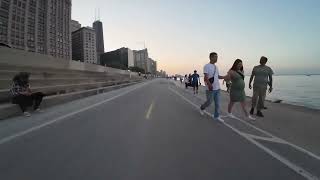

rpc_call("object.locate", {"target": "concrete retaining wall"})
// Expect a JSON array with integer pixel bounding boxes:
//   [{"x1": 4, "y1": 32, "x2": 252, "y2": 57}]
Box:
[{"x1": 0, "y1": 47, "x2": 137, "y2": 76}]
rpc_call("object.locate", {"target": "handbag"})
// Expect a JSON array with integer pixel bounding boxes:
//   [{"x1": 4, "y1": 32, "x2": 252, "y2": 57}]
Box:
[{"x1": 208, "y1": 65, "x2": 216, "y2": 84}]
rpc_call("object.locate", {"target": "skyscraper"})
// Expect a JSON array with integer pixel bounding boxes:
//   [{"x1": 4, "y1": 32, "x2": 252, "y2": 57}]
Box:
[
  {"x1": 133, "y1": 48, "x2": 148, "y2": 73},
  {"x1": 0, "y1": 0, "x2": 72, "y2": 59},
  {"x1": 71, "y1": 20, "x2": 81, "y2": 33},
  {"x1": 93, "y1": 20, "x2": 104, "y2": 64},
  {"x1": 100, "y1": 47, "x2": 133, "y2": 69},
  {"x1": 72, "y1": 27, "x2": 97, "y2": 64}
]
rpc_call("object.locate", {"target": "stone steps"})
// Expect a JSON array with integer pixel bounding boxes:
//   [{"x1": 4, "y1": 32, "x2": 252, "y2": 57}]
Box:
[{"x1": 0, "y1": 81, "x2": 141, "y2": 120}]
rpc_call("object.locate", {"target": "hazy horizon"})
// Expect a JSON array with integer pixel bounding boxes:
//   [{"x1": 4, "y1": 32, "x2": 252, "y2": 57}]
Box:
[{"x1": 72, "y1": 0, "x2": 320, "y2": 75}]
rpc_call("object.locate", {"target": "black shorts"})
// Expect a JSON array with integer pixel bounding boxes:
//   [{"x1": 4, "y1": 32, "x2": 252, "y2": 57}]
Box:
[{"x1": 192, "y1": 82, "x2": 199, "y2": 88}]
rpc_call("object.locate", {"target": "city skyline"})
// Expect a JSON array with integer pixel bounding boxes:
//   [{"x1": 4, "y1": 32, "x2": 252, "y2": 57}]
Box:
[{"x1": 72, "y1": 0, "x2": 320, "y2": 75}]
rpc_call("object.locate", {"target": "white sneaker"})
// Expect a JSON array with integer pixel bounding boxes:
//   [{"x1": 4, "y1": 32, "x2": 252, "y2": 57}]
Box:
[
  {"x1": 23, "y1": 112, "x2": 31, "y2": 117},
  {"x1": 227, "y1": 113, "x2": 236, "y2": 119},
  {"x1": 214, "y1": 117, "x2": 225, "y2": 123},
  {"x1": 35, "y1": 108, "x2": 44, "y2": 113},
  {"x1": 200, "y1": 109, "x2": 204, "y2": 116},
  {"x1": 248, "y1": 115, "x2": 256, "y2": 120}
]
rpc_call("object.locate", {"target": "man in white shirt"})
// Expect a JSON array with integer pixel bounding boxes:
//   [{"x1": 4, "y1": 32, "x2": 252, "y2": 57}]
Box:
[{"x1": 200, "y1": 52, "x2": 226, "y2": 122}]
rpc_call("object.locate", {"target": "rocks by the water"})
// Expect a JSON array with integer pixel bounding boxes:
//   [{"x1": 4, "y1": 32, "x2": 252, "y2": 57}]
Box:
[{"x1": 273, "y1": 99, "x2": 283, "y2": 103}]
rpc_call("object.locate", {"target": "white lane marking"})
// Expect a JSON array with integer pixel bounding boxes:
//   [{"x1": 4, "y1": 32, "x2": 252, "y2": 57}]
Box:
[
  {"x1": 146, "y1": 101, "x2": 155, "y2": 119},
  {"x1": 174, "y1": 84, "x2": 320, "y2": 161},
  {"x1": 241, "y1": 133, "x2": 286, "y2": 144},
  {"x1": 168, "y1": 87, "x2": 319, "y2": 180},
  {"x1": 0, "y1": 82, "x2": 149, "y2": 146}
]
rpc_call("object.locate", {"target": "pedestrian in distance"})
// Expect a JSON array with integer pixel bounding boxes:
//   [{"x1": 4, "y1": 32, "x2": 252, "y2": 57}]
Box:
[
  {"x1": 225, "y1": 59, "x2": 255, "y2": 120},
  {"x1": 200, "y1": 52, "x2": 227, "y2": 122},
  {"x1": 184, "y1": 74, "x2": 189, "y2": 89},
  {"x1": 249, "y1": 56, "x2": 274, "y2": 117},
  {"x1": 10, "y1": 72, "x2": 45, "y2": 117},
  {"x1": 188, "y1": 74, "x2": 192, "y2": 86},
  {"x1": 191, "y1": 70, "x2": 201, "y2": 94}
]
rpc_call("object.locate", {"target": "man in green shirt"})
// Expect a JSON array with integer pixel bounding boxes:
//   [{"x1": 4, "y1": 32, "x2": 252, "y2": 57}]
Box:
[{"x1": 249, "y1": 56, "x2": 274, "y2": 117}]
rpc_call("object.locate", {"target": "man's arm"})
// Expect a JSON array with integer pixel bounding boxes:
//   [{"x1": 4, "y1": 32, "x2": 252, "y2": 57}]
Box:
[
  {"x1": 268, "y1": 67, "x2": 274, "y2": 93},
  {"x1": 204, "y1": 73, "x2": 212, "y2": 90},
  {"x1": 218, "y1": 75, "x2": 226, "y2": 79},
  {"x1": 249, "y1": 75, "x2": 254, "y2": 89},
  {"x1": 268, "y1": 74, "x2": 273, "y2": 93},
  {"x1": 249, "y1": 68, "x2": 255, "y2": 89},
  {"x1": 268, "y1": 75, "x2": 273, "y2": 88}
]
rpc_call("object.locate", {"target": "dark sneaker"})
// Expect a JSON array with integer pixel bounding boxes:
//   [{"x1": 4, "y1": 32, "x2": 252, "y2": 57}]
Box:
[
  {"x1": 257, "y1": 111, "x2": 264, "y2": 117},
  {"x1": 250, "y1": 108, "x2": 254, "y2": 115},
  {"x1": 263, "y1": 107, "x2": 268, "y2": 109}
]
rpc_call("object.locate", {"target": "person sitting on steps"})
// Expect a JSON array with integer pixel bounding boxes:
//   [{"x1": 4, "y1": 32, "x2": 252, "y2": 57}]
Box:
[{"x1": 10, "y1": 72, "x2": 45, "y2": 117}]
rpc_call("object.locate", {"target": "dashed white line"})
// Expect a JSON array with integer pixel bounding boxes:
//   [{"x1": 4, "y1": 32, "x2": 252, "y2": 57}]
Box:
[{"x1": 146, "y1": 101, "x2": 155, "y2": 119}]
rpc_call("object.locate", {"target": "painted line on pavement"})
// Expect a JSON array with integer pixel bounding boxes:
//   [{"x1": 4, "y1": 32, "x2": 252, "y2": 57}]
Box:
[
  {"x1": 0, "y1": 82, "x2": 150, "y2": 146},
  {"x1": 241, "y1": 133, "x2": 286, "y2": 144},
  {"x1": 146, "y1": 100, "x2": 155, "y2": 120},
  {"x1": 174, "y1": 83, "x2": 320, "y2": 161},
  {"x1": 168, "y1": 87, "x2": 319, "y2": 180}
]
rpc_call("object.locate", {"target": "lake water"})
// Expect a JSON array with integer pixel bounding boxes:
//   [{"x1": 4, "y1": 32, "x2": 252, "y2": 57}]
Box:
[{"x1": 196, "y1": 75, "x2": 320, "y2": 110}]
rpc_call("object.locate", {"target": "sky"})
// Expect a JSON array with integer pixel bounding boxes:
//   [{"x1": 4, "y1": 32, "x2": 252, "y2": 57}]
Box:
[{"x1": 72, "y1": 0, "x2": 320, "y2": 75}]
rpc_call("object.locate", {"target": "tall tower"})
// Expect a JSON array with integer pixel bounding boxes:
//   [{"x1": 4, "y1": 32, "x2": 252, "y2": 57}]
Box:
[{"x1": 93, "y1": 20, "x2": 104, "y2": 64}]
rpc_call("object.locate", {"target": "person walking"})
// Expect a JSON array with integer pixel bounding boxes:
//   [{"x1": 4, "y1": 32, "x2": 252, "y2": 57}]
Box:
[
  {"x1": 200, "y1": 52, "x2": 226, "y2": 122},
  {"x1": 184, "y1": 74, "x2": 189, "y2": 89},
  {"x1": 249, "y1": 56, "x2": 274, "y2": 117},
  {"x1": 188, "y1": 74, "x2": 192, "y2": 86},
  {"x1": 10, "y1": 72, "x2": 45, "y2": 117},
  {"x1": 226, "y1": 59, "x2": 255, "y2": 120},
  {"x1": 191, "y1": 70, "x2": 201, "y2": 94}
]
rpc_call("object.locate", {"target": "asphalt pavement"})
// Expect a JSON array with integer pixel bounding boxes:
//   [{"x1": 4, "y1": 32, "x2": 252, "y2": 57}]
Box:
[{"x1": 0, "y1": 79, "x2": 315, "y2": 180}]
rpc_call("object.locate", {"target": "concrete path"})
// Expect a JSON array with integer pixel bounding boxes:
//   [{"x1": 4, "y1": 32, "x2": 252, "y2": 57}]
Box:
[{"x1": 0, "y1": 79, "x2": 318, "y2": 180}]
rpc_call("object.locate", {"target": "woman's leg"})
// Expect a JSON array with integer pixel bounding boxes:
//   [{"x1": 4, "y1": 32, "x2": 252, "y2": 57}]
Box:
[
  {"x1": 240, "y1": 101, "x2": 249, "y2": 117},
  {"x1": 228, "y1": 101, "x2": 235, "y2": 113}
]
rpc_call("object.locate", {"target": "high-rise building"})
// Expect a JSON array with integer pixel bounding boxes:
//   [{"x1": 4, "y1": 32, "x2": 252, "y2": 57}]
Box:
[
  {"x1": 127, "y1": 48, "x2": 134, "y2": 68},
  {"x1": 100, "y1": 47, "x2": 133, "y2": 69},
  {"x1": 146, "y1": 58, "x2": 157, "y2": 74},
  {"x1": 47, "y1": 0, "x2": 72, "y2": 59},
  {"x1": 151, "y1": 59, "x2": 157, "y2": 74},
  {"x1": 72, "y1": 27, "x2": 97, "y2": 64},
  {"x1": 133, "y1": 48, "x2": 148, "y2": 72},
  {"x1": 93, "y1": 20, "x2": 104, "y2": 64},
  {"x1": 0, "y1": 0, "x2": 72, "y2": 59},
  {"x1": 158, "y1": 70, "x2": 167, "y2": 77},
  {"x1": 71, "y1": 20, "x2": 81, "y2": 32}
]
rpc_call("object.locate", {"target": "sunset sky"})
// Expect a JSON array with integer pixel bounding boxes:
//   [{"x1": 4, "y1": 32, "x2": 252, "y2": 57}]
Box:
[{"x1": 72, "y1": 0, "x2": 320, "y2": 75}]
